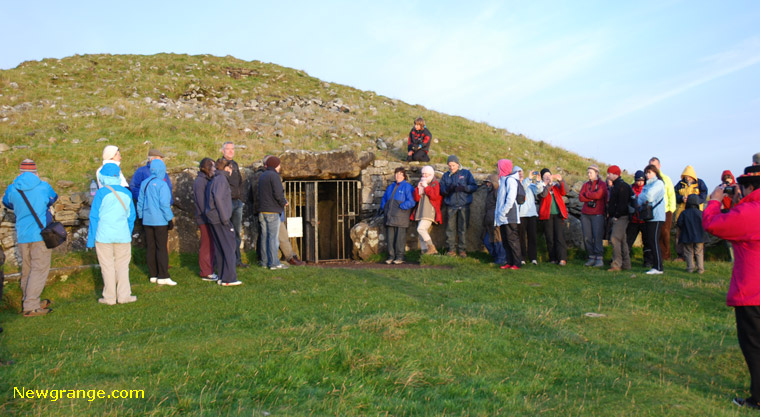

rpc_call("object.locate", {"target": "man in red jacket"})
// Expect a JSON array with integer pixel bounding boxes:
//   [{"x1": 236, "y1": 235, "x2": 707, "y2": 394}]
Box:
[{"x1": 703, "y1": 165, "x2": 760, "y2": 409}]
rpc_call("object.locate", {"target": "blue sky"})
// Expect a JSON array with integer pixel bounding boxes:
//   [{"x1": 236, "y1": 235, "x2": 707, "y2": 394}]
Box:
[{"x1": 2, "y1": 0, "x2": 758, "y2": 186}]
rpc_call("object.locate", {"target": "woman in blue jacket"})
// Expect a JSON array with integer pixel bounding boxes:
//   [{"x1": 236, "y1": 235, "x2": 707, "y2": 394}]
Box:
[
  {"x1": 88, "y1": 164, "x2": 137, "y2": 304},
  {"x1": 137, "y1": 159, "x2": 176, "y2": 285},
  {"x1": 381, "y1": 167, "x2": 417, "y2": 264},
  {"x1": 637, "y1": 164, "x2": 666, "y2": 275}
]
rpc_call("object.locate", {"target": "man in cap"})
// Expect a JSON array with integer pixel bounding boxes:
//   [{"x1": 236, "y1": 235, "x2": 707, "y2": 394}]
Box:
[
  {"x1": 2, "y1": 159, "x2": 58, "y2": 317},
  {"x1": 440, "y1": 155, "x2": 477, "y2": 257},
  {"x1": 606, "y1": 165, "x2": 633, "y2": 271},
  {"x1": 129, "y1": 149, "x2": 173, "y2": 205},
  {"x1": 221, "y1": 142, "x2": 248, "y2": 268},
  {"x1": 258, "y1": 156, "x2": 288, "y2": 270}
]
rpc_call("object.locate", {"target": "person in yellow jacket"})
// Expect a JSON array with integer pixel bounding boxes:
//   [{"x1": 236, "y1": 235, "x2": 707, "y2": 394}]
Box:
[
  {"x1": 673, "y1": 165, "x2": 707, "y2": 261},
  {"x1": 649, "y1": 157, "x2": 676, "y2": 260}
]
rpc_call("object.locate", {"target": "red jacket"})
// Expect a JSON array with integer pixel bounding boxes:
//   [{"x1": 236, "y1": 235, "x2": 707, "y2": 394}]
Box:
[
  {"x1": 703, "y1": 189, "x2": 760, "y2": 306},
  {"x1": 538, "y1": 181, "x2": 568, "y2": 220},
  {"x1": 721, "y1": 170, "x2": 736, "y2": 210},
  {"x1": 579, "y1": 179, "x2": 608, "y2": 215},
  {"x1": 412, "y1": 179, "x2": 442, "y2": 223}
]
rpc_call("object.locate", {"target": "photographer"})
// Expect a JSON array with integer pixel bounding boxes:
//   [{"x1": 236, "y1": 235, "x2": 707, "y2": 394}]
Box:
[{"x1": 702, "y1": 165, "x2": 760, "y2": 409}]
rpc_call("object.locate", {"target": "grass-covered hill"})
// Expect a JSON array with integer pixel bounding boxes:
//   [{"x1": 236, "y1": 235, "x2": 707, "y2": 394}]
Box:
[{"x1": 0, "y1": 53, "x2": 605, "y2": 189}]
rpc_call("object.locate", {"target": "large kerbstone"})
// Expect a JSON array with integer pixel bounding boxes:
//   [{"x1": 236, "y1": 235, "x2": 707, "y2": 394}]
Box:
[{"x1": 279, "y1": 150, "x2": 375, "y2": 180}]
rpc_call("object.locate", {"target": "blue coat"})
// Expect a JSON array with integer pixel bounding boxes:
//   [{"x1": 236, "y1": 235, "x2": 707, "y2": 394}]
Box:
[
  {"x1": 88, "y1": 164, "x2": 136, "y2": 247},
  {"x1": 2, "y1": 172, "x2": 58, "y2": 244},
  {"x1": 136, "y1": 159, "x2": 174, "y2": 226},
  {"x1": 380, "y1": 180, "x2": 416, "y2": 227},
  {"x1": 637, "y1": 177, "x2": 666, "y2": 222},
  {"x1": 495, "y1": 173, "x2": 521, "y2": 226},
  {"x1": 205, "y1": 170, "x2": 233, "y2": 227},
  {"x1": 130, "y1": 161, "x2": 174, "y2": 205},
  {"x1": 440, "y1": 169, "x2": 477, "y2": 208}
]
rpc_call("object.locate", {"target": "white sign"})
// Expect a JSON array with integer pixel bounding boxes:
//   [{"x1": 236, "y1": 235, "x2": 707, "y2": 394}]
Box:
[{"x1": 287, "y1": 217, "x2": 303, "y2": 237}]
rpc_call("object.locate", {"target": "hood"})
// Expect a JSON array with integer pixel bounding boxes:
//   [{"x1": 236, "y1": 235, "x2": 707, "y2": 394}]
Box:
[
  {"x1": 681, "y1": 165, "x2": 697, "y2": 182},
  {"x1": 722, "y1": 170, "x2": 735, "y2": 184},
  {"x1": 149, "y1": 159, "x2": 167, "y2": 179},
  {"x1": 512, "y1": 165, "x2": 523, "y2": 175},
  {"x1": 486, "y1": 174, "x2": 500, "y2": 191},
  {"x1": 497, "y1": 159, "x2": 513, "y2": 177},
  {"x1": 100, "y1": 163, "x2": 122, "y2": 187},
  {"x1": 13, "y1": 172, "x2": 42, "y2": 191},
  {"x1": 686, "y1": 193, "x2": 700, "y2": 208}
]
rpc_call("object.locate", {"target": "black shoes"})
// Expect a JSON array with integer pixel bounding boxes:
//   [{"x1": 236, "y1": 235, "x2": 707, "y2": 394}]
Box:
[{"x1": 734, "y1": 397, "x2": 760, "y2": 409}]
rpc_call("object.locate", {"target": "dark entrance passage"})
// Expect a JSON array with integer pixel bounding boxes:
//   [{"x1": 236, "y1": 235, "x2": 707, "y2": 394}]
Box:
[{"x1": 283, "y1": 180, "x2": 360, "y2": 263}]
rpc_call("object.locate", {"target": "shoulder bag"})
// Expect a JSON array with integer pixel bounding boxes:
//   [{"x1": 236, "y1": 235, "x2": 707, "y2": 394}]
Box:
[{"x1": 17, "y1": 189, "x2": 67, "y2": 249}]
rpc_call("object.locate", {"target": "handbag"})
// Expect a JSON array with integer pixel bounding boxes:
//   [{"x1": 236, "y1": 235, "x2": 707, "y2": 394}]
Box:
[
  {"x1": 17, "y1": 190, "x2": 67, "y2": 249},
  {"x1": 637, "y1": 198, "x2": 663, "y2": 222}
]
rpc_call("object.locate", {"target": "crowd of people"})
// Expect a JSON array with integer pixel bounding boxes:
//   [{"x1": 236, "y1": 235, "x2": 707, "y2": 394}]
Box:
[{"x1": 0, "y1": 142, "x2": 304, "y2": 318}]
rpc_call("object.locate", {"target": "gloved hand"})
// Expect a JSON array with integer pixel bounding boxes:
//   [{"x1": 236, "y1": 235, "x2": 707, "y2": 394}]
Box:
[
  {"x1": 455, "y1": 185, "x2": 466, "y2": 192},
  {"x1": 167, "y1": 219, "x2": 174, "y2": 231}
]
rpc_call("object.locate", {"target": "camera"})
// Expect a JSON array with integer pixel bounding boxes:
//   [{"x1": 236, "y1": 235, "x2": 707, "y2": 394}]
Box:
[
  {"x1": 587, "y1": 201, "x2": 597, "y2": 208},
  {"x1": 723, "y1": 181, "x2": 736, "y2": 195}
]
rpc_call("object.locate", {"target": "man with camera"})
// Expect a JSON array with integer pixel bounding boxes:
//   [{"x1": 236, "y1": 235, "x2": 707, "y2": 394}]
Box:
[{"x1": 703, "y1": 165, "x2": 760, "y2": 409}]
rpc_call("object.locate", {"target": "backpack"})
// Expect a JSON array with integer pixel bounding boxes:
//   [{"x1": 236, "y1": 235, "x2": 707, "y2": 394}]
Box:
[{"x1": 515, "y1": 180, "x2": 526, "y2": 205}]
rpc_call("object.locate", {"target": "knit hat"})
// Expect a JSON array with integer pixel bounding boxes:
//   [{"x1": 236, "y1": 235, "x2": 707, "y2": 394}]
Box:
[
  {"x1": 634, "y1": 170, "x2": 646, "y2": 181},
  {"x1": 513, "y1": 165, "x2": 523, "y2": 174},
  {"x1": 497, "y1": 159, "x2": 513, "y2": 177},
  {"x1": 102, "y1": 145, "x2": 119, "y2": 161},
  {"x1": 587, "y1": 164, "x2": 600, "y2": 174},
  {"x1": 421, "y1": 165, "x2": 435, "y2": 176},
  {"x1": 540, "y1": 168, "x2": 551, "y2": 178},
  {"x1": 607, "y1": 165, "x2": 621, "y2": 176},
  {"x1": 262, "y1": 155, "x2": 273, "y2": 165},
  {"x1": 485, "y1": 174, "x2": 500, "y2": 188},
  {"x1": 20, "y1": 159, "x2": 37, "y2": 173},
  {"x1": 737, "y1": 165, "x2": 760, "y2": 185},
  {"x1": 148, "y1": 149, "x2": 165, "y2": 158},
  {"x1": 100, "y1": 162, "x2": 121, "y2": 177},
  {"x1": 266, "y1": 156, "x2": 281, "y2": 169},
  {"x1": 447, "y1": 155, "x2": 460, "y2": 166}
]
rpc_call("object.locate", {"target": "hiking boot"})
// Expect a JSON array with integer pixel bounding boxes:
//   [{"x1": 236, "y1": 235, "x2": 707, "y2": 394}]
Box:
[
  {"x1": 558, "y1": 260, "x2": 567, "y2": 266},
  {"x1": 288, "y1": 256, "x2": 305, "y2": 266},
  {"x1": 424, "y1": 240, "x2": 437, "y2": 255},
  {"x1": 446, "y1": 251, "x2": 457, "y2": 257},
  {"x1": 585, "y1": 258, "x2": 595, "y2": 267},
  {"x1": 459, "y1": 251, "x2": 467, "y2": 258},
  {"x1": 593, "y1": 257, "x2": 604, "y2": 268},
  {"x1": 23, "y1": 308, "x2": 51, "y2": 317}
]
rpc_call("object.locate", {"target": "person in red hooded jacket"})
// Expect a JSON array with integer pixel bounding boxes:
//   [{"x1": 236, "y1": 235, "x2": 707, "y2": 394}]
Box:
[
  {"x1": 703, "y1": 165, "x2": 760, "y2": 410},
  {"x1": 537, "y1": 168, "x2": 568, "y2": 265}
]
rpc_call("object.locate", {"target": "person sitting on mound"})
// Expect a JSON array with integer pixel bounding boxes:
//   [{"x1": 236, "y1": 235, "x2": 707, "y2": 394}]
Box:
[{"x1": 406, "y1": 117, "x2": 432, "y2": 162}]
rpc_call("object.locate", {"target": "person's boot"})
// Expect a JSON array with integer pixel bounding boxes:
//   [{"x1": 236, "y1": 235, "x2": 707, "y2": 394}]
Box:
[
  {"x1": 585, "y1": 257, "x2": 595, "y2": 267},
  {"x1": 424, "y1": 240, "x2": 437, "y2": 255},
  {"x1": 593, "y1": 256, "x2": 604, "y2": 268}
]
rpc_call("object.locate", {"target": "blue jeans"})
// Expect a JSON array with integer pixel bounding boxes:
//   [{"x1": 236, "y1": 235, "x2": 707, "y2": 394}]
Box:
[
  {"x1": 259, "y1": 213, "x2": 281, "y2": 268},
  {"x1": 231, "y1": 199, "x2": 244, "y2": 264},
  {"x1": 483, "y1": 229, "x2": 506, "y2": 265}
]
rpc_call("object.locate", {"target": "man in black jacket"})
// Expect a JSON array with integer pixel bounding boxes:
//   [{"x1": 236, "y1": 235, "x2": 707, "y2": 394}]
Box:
[
  {"x1": 222, "y1": 142, "x2": 248, "y2": 268},
  {"x1": 258, "y1": 156, "x2": 288, "y2": 270},
  {"x1": 606, "y1": 165, "x2": 633, "y2": 271}
]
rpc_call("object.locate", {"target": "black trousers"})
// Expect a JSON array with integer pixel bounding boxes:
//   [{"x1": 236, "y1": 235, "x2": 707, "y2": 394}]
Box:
[
  {"x1": 407, "y1": 149, "x2": 430, "y2": 162},
  {"x1": 500, "y1": 224, "x2": 522, "y2": 266},
  {"x1": 210, "y1": 223, "x2": 238, "y2": 283},
  {"x1": 386, "y1": 226, "x2": 407, "y2": 261},
  {"x1": 144, "y1": 225, "x2": 170, "y2": 279},
  {"x1": 643, "y1": 221, "x2": 663, "y2": 271},
  {"x1": 736, "y1": 306, "x2": 760, "y2": 401},
  {"x1": 518, "y1": 216, "x2": 538, "y2": 262},
  {"x1": 542, "y1": 215, "x2": 567, "y2": 262},
  {"x1": 626, "y1": 221, "x2": 653, "y2": 267}
]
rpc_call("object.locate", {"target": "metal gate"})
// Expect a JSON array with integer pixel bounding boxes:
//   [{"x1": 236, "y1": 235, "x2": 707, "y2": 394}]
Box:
[{"x1": 283, "y1": 180, "x2": 360, "y2": 263}]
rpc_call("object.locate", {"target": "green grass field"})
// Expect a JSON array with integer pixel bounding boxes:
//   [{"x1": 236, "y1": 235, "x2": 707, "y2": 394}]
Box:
[{"x1": 0, "y1": 249, "x2": 750, "y2": 416}]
